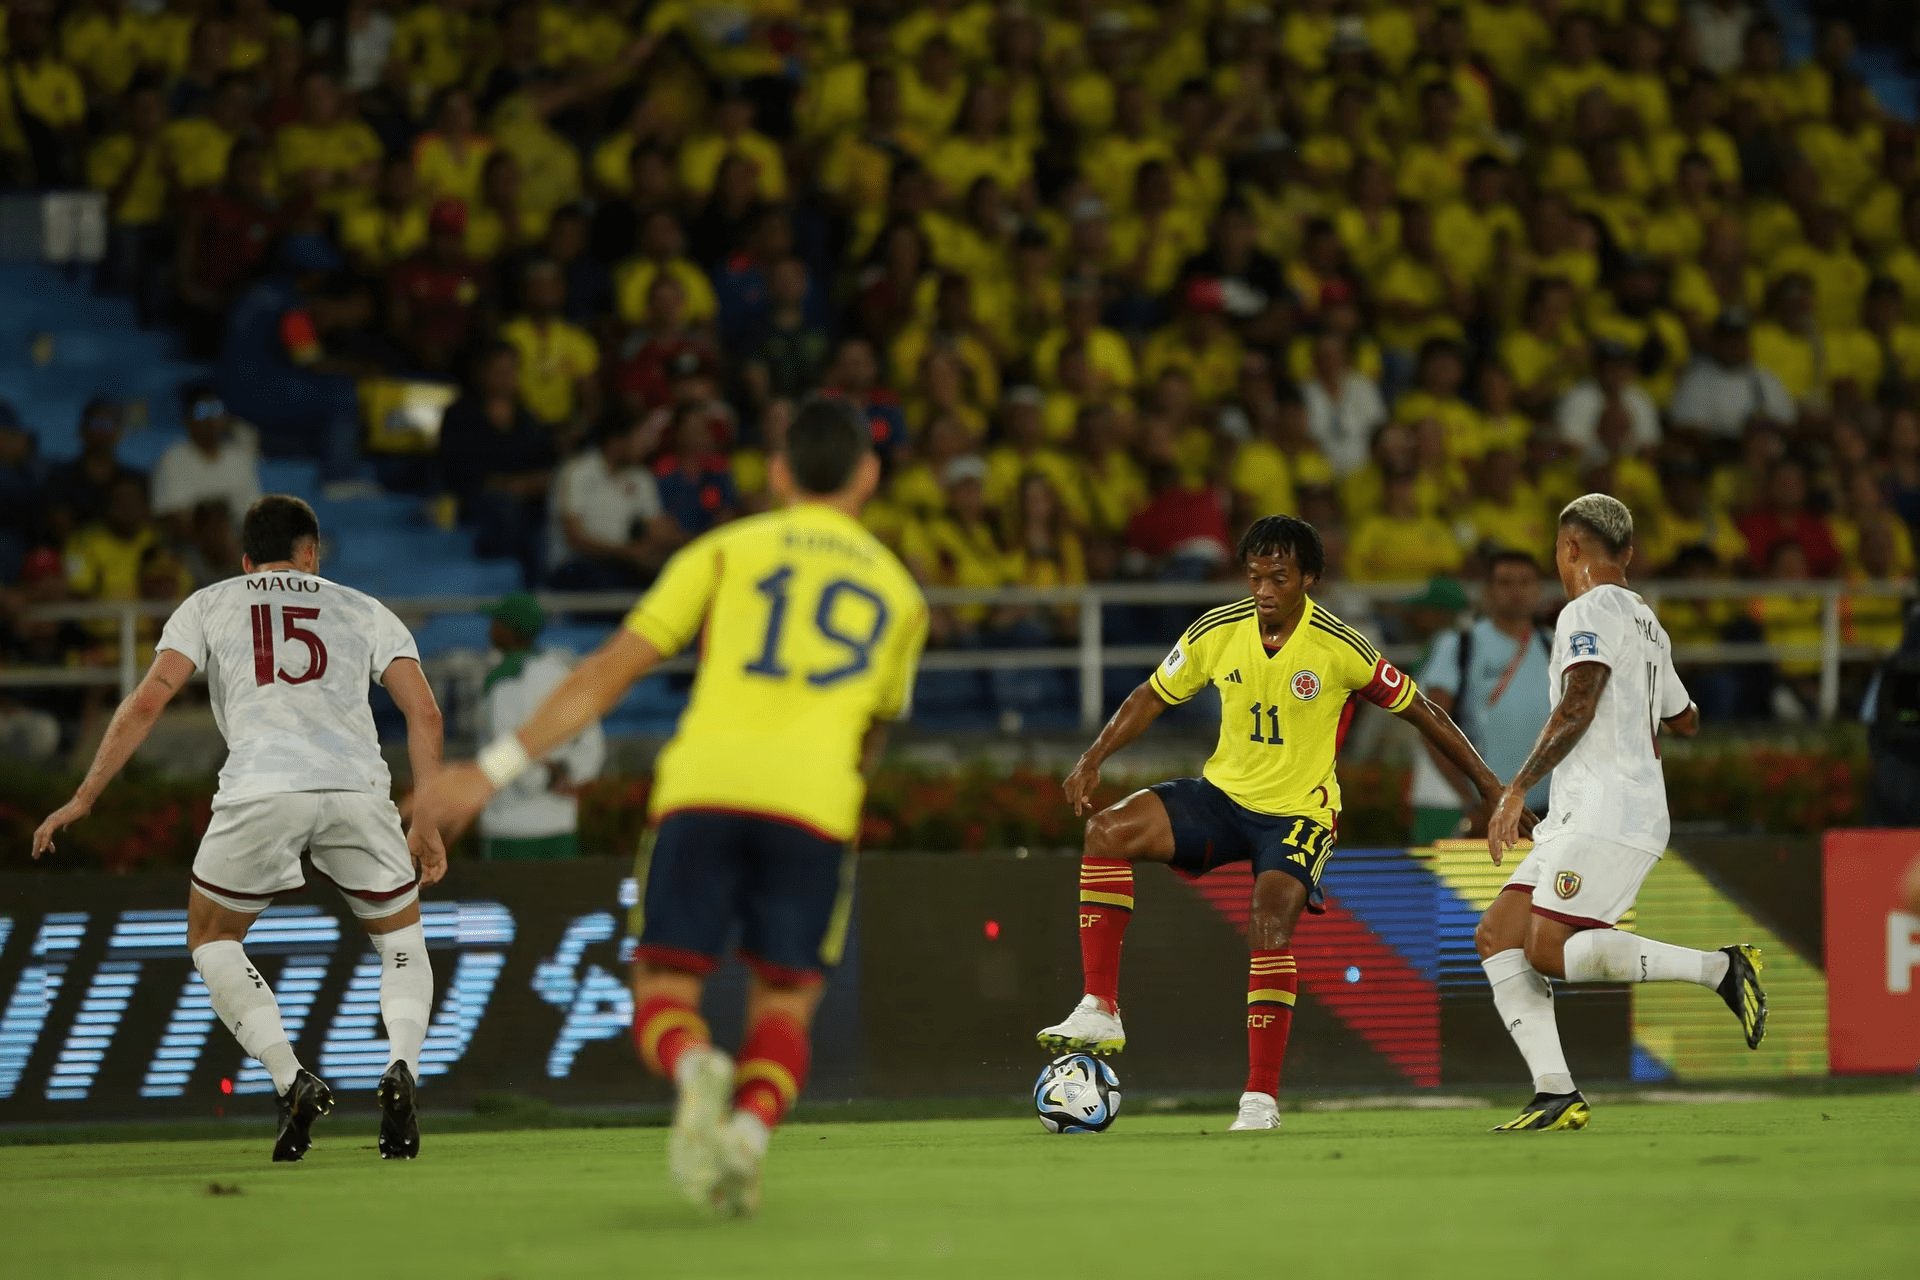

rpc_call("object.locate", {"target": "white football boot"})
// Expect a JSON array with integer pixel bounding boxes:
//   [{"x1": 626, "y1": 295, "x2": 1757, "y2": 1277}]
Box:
[
  {"x1": 711, "y1": 1112, "x2": 769, "y2": 1217},
  {"x1": 1228, "y1": 1091, "x2": 1282, "y2": 1131},
  {"x1": 669, "y1": 1046, "x2": 735, "y2": 1204},
  {"x1": 1035, "y1": 995, "x2": 1126, "y2": 1055}
]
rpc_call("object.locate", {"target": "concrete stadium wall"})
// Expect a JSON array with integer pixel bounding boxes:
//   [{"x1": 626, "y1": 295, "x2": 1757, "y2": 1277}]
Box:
[{"x1": 0, "y1": 839, "x2": 1844, "y2": 1125}]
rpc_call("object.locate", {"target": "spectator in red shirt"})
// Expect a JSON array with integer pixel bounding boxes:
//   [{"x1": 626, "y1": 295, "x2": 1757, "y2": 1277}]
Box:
[
  {"x1": 1126, "y1": 463, "x2": 1232, "y2": 581},
  {"x1": 176, "y1": 139, "x2": 298, "y2": 357},
  {"x1": 387, "y1": 199, "x2": 493, "y2": 375},
  {"x1": 1738, "y1": 458, "x2": 1841, "y2": 577},
  {"x1": 611, "y1": 272, "x2": 718, "y2": 416}
]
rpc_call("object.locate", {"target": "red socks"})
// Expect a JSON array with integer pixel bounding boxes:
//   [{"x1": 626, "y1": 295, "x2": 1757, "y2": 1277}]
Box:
[
  {"x1": 734, "y1": 1010, "x2": 810, "y2": 1129},
  {"x1": 633, "y1": 994, "x2": 710, "y2": 1078},
  {"x1": 1245, "y1": 949, "x2": 1298, "y2": 1097},
  {"x1": 1078, "y1": 858, "x2": 1134, "y2": 1007}
]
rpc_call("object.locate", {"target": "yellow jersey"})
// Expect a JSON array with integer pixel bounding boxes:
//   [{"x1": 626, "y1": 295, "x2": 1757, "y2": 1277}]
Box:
[
  {"x1": 623, "y1": 503, "x2": 929, "y2": 840},
  {"x1": 1149, "y1": 598, "x2": 1419, "y2": 825}
]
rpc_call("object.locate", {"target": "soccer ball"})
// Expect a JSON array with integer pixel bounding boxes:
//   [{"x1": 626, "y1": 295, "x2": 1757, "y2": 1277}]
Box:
[{"x1": 1033, "y1": 1052, "x2": 1121, "y2": 1133}]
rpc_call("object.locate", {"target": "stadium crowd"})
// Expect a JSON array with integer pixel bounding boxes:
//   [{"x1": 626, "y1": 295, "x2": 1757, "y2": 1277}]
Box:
[{"x1": 1, "y1": 0, "x2": 1918, "y2": 735}]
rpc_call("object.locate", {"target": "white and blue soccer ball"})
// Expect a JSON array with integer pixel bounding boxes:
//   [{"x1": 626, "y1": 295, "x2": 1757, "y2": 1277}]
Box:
[{"x1": 1033, "y1": 1052, "x2": 1121, "y2": 1133}]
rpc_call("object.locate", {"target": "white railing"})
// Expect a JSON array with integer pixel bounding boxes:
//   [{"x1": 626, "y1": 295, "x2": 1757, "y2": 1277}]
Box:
[{"x1": 8, "y1": 579, "x2": 1913, "y2": 728}]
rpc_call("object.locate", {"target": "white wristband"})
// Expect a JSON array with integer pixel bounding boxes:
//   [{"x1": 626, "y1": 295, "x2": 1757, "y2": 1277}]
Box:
[{"x1": 477, "y1": 734, "x2": 533, "y2": 789}]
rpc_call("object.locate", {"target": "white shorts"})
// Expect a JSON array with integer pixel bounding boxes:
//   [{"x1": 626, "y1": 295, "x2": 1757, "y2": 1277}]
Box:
[
  {"x1": 1501, "y1": 833, "x2": 1658, "y2": 927},
  {"x1": 192, "y1": 792, "x2": 418, "y2": 919}
]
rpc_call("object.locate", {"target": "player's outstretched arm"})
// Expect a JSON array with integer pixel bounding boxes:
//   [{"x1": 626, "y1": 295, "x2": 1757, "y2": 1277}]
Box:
[
  {"x1": 32, "y1": 650, "x2": 196, "y2": 858},
  {"x1": 1486, "y1": 662, "x2": 1611, "y2": 865},
  {"x1": 1064, "y1": 682, "x2": 1169, "y2": 816},
  {"x1": 1397, "y1": 689, "x2": 1516, "y2": 833},
  {"x1": 412, "y1": 629, "x2": 664, "y2": 838}
]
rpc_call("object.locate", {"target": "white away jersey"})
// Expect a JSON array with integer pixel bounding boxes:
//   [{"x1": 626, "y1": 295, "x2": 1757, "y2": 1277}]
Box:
[
  {"x1": 156, "y1": 569, "x2": 420, "y2": 807},
  {"x1": 1531, "y1": 583, "x2": 1691, "y2": 854}
]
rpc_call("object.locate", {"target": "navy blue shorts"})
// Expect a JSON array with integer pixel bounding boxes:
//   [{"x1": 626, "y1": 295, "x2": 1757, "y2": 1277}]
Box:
[
  {"x1": 630, "y1": 810, "x2": 855, "y2": 983},
  {"x1": 1149, "y1": 777, "x2": 1335, "y2": 908}
]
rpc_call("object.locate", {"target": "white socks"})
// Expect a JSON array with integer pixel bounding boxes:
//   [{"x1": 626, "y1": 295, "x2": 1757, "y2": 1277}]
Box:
[
  {"x1": 368, "y1": 922, "x2": 433, "y2": 1075},
  {"x1": 1481, "y1": 949, "x2": 1575, "y2": 1096},
  {"x1": 192, "y1": 940, "x2": 301, "y2": 1094},
  {"x1": 1562, "y1": 929, "x2": 1728, "y2": 988}
]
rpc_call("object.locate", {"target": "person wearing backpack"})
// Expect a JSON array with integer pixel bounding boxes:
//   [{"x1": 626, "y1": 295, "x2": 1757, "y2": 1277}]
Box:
[{"x1": 1417, "y1": 552, "x2": 1554, "y2": 839}]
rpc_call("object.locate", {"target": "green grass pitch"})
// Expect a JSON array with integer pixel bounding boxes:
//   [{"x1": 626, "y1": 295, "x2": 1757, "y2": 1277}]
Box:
[{"x1": 4, "y1": 1095, "x2": 1917, "y2": 1279}]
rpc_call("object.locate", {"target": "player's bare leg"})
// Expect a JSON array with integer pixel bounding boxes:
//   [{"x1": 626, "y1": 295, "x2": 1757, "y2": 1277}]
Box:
[
  {"x1": 187, "y1": 889, "x2": 333, "y2": 1162},
  {"x1": 631, "y1": 964, "x2": 732, "y2": 1205},
  {"x1": 1476, "y1": 890, "x2": 1586, "y2": 1132},
  {"x1": 1233, "y1": 870, "x2": 1307, "y2": 1131},
  {"x1": 712, "y1": 975, "x2": 826, "y2": 1217},
  {"x1": 1037, "y1": 788, "x2": 1176, "y2": 1055},
  {"x1": 360, "y1": 901, "x2": 430, "y2": 1159},
  {"x1": 1526, "y1": 914, "x2": 1767, "y2": 1049}
]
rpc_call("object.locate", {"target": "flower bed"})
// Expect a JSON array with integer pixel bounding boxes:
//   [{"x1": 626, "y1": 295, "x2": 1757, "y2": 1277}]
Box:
[{"x1": 0, "y1": 739, "x2": 1870, "y2": 872}]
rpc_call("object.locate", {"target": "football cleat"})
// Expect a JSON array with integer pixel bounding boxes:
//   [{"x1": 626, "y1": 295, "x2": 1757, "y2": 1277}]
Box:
[
  {"x1": 668, "y1": 1047, "x2": 736, "y2": 1206},
  {"x1": 1490, "y1": 1091, "x2": 1590, "y2": 1132},
  {"x1": 1035, "y1": 995, "x2": 1126, "y2": 1056},
  {"x1": 710, "y1": 1113, "x2": 768, "y2": 1217},
  {"x1": 377, "y1": 1061, "x2": 419, "y2": 1160},
  {"x1": 1716, "y1": 944, "x2": 1768, "y2": 1050},
  {"x1": 272, "y1": 1069, "x2": 335, "y2": 1163},
  {"x1": 1227, "y1": 1091, "x2": 1281, "y2": 1131}
]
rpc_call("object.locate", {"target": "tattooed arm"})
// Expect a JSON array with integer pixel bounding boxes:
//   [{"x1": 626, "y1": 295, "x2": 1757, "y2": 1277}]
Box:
[
  {"x1": 33, "y1": 649, "x2": 198, "y2": 857},
  {"x1": 1486, "y1": 662, "x2": 1610, "y2": 866}
]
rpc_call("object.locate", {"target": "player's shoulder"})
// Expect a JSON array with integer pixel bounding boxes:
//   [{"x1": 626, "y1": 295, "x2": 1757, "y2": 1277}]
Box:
[
  {"x1": 1560, "y1": 582, "x2": 1645, "y2": 628},
  {"x1": 1302, "y1": 598, "x2": 1382, "y2": 665},
  {"x1": 1182, "y1": 596, "x2": 1256, "y2": 647}
]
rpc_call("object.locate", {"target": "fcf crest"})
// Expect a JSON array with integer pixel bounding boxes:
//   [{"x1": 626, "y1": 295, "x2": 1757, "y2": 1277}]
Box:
[
  {"x1": 1554, "y1": 871, "x2": 1582, "y2": 900},
  {"x1": 1291, "y1": 670, "x2": 1321, "y2": 700}
]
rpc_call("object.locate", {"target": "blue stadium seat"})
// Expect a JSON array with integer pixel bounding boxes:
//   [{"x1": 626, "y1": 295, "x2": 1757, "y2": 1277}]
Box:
[{"x1": 411, "y1": 612, "x2": 492, "y2": 657}]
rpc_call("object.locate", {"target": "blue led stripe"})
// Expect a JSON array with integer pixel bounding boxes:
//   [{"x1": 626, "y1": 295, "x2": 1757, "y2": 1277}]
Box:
[
  {"x1": 140, "y1": 971, "x2": 219, "y2": 1099},
  {"x1": 107, "y1": 910, "x2": 188, "y2": 956},
  {"x1": 0, "y1": 914, "x2": 89, "y2": 1100},
  {"x1": 421, "y1": 952, "x2": 507, "y2": 1081},
  {"x1": 421, "y1": 901, "x2": 516, "y2": 947},
  {"x1": 45, "y1": 962, "x2": 142, "y2": 1100},
  {"x1": 316, "y1": 902, "x2": 518, "y2": 1089},
  {"x1": 547, "y1": 964, "x2": 631, "y2": 1079},
  {"x1": 0, "y1": 918, "x2": 13, "y2": 957},
  {"x1": 533, "y1": 913, "x2": 630, "y2": 1078},
  {"x1": 533, "y1": 913, "x2": 615, "y2": 1008},
  {"x1": 316, "y1": 955, "x2": 386, "y2": 1088},
  {"x1": 240, "y1": 905, "x2": 342, "y2": 953},
  {"x1": 232, "y1": 954, "x2": 332, "y2": 1095}
]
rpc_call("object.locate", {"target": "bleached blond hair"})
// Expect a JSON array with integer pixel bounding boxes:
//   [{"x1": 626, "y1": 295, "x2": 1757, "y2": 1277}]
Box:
[{"x1": 1559, "y1": 493, "x2": 1633, "y2": 555}]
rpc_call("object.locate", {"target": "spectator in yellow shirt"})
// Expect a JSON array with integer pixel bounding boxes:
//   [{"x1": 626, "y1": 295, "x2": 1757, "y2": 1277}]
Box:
[
  {"x1": 1770, "y1": 205, "x2": 1871, "y2": 335},
  {"x1": 1109, "y1": 161, "x2": 1207, "y2": 304},
  {"x1": 61, "y1": 0, "x2": 149, "y2": 100},
  {"x1": 1433, "y1": 154, "x2": 1525, "y2": 293},
  {"x1": 901, "y1": 454, "x2": 1010, "y2": 639},
  {"x1": 412, "y1": 87, "x2": 494, "y2": 207},
  {"x1": 64, "y1": 473, "x2": 162, "y2": 621},
  {"x1": 614, "y1": 209, "x2": 718, "y2": 328},
  {"x1": 1464, "y1": 448, "x2": 1549, "y2": 561},
  {"x1": 1347, "y1": 474, "x2": 1465, "y2": 582},
  {"x1": 274, "y1": 67, "x2": 382, "y2": 213},
  {"x1": 1499, "y1": 276, "x2": 1587, "y2": 417},
  {"x1": 7, "y1": 9, "x2": 88, "y2": 184},
  {"x1": 1074, "y1": 401, "x2": 1149, "y2": 539},
  {"x1": 501, "y1": 259, "x2": 600, "y2": 429},
  {"x1": 465, "y1": 149, "x2": 548, "y2": 261},
  {"x1": 158, "y1": 72, "x2": 253, "y2": 191},
  {"x1": 1140, "y1": 281, "x2": 1242, "y2": 407},
  {"x1": 87, "y1": 82, "x2": 170, "y2": 231},
  {"x1": 1649, "y1": 75, "x2": 1743, "y2": 191},
  {"x1": 340, "y1": 155, "x2": 427, "y2": 270},
  {"x1": 927, "y1": 80, "x2": 1032, "y2": 209},
  {"x1": 677, "y1": 80, "x2": 787, "y2": 203},
  {"x1": 1394, "y1": 340, "x2": 1483, "y2": 462}
]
